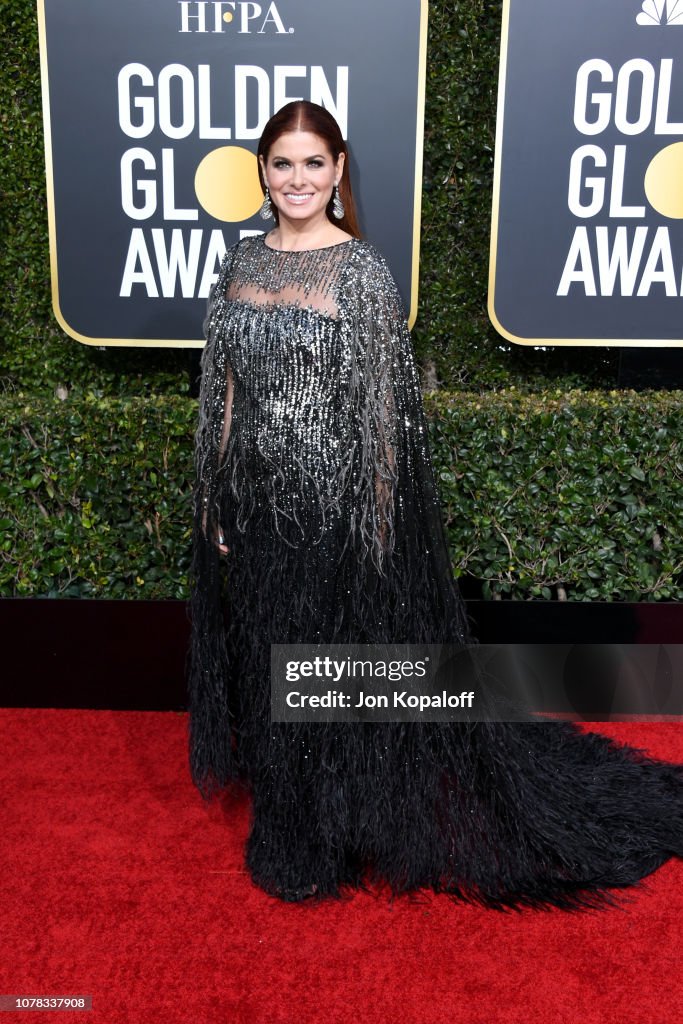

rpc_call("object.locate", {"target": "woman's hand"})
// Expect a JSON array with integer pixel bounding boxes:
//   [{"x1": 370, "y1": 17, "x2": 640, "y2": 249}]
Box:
[
  {"x1": 215, "y1": 525, "x2": 229, "y2": 556},
  {"x1": 201, "y1": 501, "x2": 229, "y2": 554}
]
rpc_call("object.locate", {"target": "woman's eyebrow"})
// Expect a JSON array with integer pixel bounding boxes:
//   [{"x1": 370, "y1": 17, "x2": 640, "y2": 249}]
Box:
[{"x1": 271, "y1": 153, "x2": 327, "y2": 161}]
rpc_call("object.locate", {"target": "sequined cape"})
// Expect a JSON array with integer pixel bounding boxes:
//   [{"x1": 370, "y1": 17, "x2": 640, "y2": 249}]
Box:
[{"x1": 187, "y1": 233, "x2": 683, "y2": 910}]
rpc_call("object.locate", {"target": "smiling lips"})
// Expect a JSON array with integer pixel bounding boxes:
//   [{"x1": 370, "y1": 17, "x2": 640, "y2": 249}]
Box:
[{"x1": 284, "y1": 193, "x2": 314, "y2": 204}]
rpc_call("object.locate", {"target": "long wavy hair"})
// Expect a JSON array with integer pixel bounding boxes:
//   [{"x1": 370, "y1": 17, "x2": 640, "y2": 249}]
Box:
[{"x1": 257, "y1": 101, "x2": 362, "y2": 239}]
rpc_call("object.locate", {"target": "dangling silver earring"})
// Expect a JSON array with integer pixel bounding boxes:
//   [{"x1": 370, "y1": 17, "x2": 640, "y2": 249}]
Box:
[
  {"x1": 332, "y1": 183, "x2": 345, "y2": 220},
  {"x1": 259, "y1": 186, "x2": 273, "y2": 220}
]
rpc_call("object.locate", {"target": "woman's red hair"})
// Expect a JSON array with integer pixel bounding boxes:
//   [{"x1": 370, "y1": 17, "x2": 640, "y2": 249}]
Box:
[{"x1": 257, "y1": 100, "x2": 362, "y2": 239}]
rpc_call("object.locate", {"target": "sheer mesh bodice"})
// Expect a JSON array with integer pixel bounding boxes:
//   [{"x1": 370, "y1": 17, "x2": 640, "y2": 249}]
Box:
[
  {"x1": 197, "y1": 234, "x2": 409, "y2": 573},
  {"x1": 187, "y1": 233, "x2": 683, "y2": 910}
]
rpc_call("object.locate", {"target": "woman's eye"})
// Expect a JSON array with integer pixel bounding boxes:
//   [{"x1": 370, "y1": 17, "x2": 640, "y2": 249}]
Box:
[{"x1": 271, "y1": 159, "x2": 324, "y2": 169}]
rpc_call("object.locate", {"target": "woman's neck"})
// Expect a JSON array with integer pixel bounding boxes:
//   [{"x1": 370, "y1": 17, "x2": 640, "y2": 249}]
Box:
[{"x1": 269, "y1": 214, "x2": 351, "y2": 252}]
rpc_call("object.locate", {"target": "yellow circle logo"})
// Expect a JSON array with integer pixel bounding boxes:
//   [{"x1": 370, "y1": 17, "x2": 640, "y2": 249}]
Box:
[
  {"x1": 644, "y1": 142, "x2": 683, "y2": 219},
  {"x1": 194, "y1": 146, "x2": 263, "y2": 222}
]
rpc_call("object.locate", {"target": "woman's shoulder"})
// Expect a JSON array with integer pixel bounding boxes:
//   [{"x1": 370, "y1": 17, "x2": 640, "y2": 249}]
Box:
[
  {"x1": 220, "y1": 233, "x2": 259, "y2": 268},
  {"x1": 206, "y1": 237, "x2": 253, "y2": 314},
  {"x1": 342, "y1": 238, "x2": 398, "y2": 286},
  {"x1": 343, "y1": 238, "x2": 403, "y2": 304},
  {"x1": 209, "y1": 235, "x2": 261, "y2": 296},
  {"x1": 348, "y1": 238, "x2": 390, "y2": 266}
]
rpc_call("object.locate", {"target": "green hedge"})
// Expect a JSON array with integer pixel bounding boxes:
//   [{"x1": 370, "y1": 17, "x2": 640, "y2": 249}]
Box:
[
  {"x1": 1, "y1": 393, "x2": 194, "y2": 599},
  {"x1": 2, "y1": 389, "x2": 681, "y2": 601},
  {"x1": 1, "y1": 0, "x2": 620, "y2": 397}
]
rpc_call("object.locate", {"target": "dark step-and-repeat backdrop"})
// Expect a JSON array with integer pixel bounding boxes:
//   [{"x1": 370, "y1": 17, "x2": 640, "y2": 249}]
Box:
[
  {"x1": 491, "y1": 0, "x2": 683, "y2": 349},
  {"x1": 39, "y1": 1, "x2": 683, "y2": 353},
  {"x1": 37, "y1": 0, "x2": 428, "y2": 346}
]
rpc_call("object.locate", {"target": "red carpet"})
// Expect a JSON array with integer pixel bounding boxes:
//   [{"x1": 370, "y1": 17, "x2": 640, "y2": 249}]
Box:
[{"x1": 1, "y1": 709, "x2": 681, "y2": 1024}]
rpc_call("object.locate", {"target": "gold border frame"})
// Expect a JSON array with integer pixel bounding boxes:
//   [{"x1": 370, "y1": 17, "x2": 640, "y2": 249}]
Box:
[
  {"x1": 408, "y1": 0, "x2": 429, "y2": 331},
  {"x1": 37, "y1": 0, "x2": 428, "y2": 347},
  {"x1": 487, "y1": 0, "x2": 683, "y2": 348}
]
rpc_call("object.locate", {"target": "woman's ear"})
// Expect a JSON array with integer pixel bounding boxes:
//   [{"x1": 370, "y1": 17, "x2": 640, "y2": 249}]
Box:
[
  {"x1": 258, "y1": 154, "x2": 267, "y2": 186},
  {"x1": 334, "y1": 152, "x2": 345, "y2": 184}
]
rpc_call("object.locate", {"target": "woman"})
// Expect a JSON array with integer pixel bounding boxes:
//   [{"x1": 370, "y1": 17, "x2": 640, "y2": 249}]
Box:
[{"x1": 188, "y1": 100, "x2": 683, "y2": 908}]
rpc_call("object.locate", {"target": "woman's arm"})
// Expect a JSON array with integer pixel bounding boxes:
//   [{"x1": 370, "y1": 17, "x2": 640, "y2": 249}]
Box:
[
  {"x1": 373, "y1": 353, "x2": 398, "y2": 552},
  {"x1": 345, "y1": 245, "x2": 413, "y2": 573},
  {"x1": 196, "y1": 246, "x2": 239, "y2": 554},
  {"x1": 213, "y1": 363, "x2": 234, "y2": 555},
  {"x1": 188, "y1": 249, "x2": 238, "y2": 795}
]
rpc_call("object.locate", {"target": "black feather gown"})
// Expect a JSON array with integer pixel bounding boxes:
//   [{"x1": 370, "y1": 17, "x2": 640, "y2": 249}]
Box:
[{"x1": 187, "y1": 233, "x2": 683, "y2": 910}]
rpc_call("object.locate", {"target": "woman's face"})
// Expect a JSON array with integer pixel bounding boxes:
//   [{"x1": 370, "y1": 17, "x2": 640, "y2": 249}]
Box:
[{"x1": 259, "y1": 131, "x2": 345, "y2": 226}]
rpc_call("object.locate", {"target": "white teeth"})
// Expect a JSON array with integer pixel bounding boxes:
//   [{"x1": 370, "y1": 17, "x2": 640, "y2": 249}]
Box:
[{"x1": 285, "y1": 194, "x2": 313, "y2": 202}]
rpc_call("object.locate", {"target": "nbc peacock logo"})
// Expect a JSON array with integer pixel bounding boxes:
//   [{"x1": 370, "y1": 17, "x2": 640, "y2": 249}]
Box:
[{"x1": 637, "y1": 1, "x2": 683, "y2": 25}]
